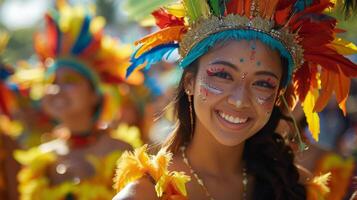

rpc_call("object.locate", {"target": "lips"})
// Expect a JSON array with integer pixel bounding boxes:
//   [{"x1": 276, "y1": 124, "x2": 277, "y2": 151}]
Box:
[{"x1": 215, "y1": 110, "x2": 251, "y2": 130}]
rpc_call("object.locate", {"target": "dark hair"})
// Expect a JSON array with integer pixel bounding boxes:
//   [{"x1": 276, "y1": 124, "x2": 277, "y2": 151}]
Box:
[{"x1": 162, "y1": 55, "x2": 306, "y2": 199}]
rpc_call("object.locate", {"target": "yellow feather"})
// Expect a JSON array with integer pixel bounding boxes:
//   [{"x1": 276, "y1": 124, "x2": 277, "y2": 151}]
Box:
[
  {"x1": 328, "y1": 38, "x2": 357, "y2": 55},
  {"x1": 302, "y1": 89, "x2": 320, "y2": 141},
  {"x1": 165, "y1": 3, "x2": 186, "y2": 17}
]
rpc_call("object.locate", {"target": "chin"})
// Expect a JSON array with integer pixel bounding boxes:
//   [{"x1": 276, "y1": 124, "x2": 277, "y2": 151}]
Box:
[{"x1": 211, "y1": 131, "x2": 249, "y2": 146}]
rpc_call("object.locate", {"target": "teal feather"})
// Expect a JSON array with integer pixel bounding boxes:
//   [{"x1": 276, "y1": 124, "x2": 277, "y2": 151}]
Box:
[
  {"x1": 180, "y1": 29, "x2": 294, "y2": 86},
  {"x1": 126, "y1": 43, "x2": 179, "y2": 78}
]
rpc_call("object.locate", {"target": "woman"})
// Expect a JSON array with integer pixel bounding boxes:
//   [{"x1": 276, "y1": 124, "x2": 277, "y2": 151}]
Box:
[
  {"x1": 113, "y1": 0, "x2": 357, "y2": 199},
  {"x1": 14, "y1": 1, "x2": 143, "y2": 199}
]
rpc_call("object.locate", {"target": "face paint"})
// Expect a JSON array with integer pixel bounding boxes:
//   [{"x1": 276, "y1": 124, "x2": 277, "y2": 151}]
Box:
[
  {"x1": 256, "y1": 93, "x2": 275, "y2": 104},
  {"x1": 199, "y1": 76, "x2": 223, "y2": 97},
  {"x1": 241, "y1": 72, "x2": 248, "y2": 80},
  {"x1": 206, "y1": 66, "x2": 225, "y2": 76}
]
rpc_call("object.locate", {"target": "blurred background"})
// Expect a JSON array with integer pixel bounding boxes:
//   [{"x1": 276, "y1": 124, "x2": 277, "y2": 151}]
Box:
[{"x1": 0, "y1": 0, "x2": 357, "y2": 199}]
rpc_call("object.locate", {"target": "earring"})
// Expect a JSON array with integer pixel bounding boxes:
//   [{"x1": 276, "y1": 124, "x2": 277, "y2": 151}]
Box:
[{"x1": 187, "y1": 94, "x2": 194, "y2": 135}]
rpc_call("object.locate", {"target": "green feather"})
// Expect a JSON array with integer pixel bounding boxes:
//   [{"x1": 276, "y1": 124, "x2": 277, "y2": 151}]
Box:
[
  {"x1": 183, "y1": 0, "x2": 210, "y2": 23},
  {"x1": 208, "y1": 0, "x2": 227, "y2": 16}
]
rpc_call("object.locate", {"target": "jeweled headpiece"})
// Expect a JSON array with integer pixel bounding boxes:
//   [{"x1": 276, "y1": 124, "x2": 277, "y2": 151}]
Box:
[{"x1": 126, "y1": 0, "x2": 357, "y2": 141}]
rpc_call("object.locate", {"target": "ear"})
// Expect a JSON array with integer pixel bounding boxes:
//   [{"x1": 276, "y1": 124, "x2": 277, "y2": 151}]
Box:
[{"x1": 183, "y1": 72, "x2": 195, "y2": 95}]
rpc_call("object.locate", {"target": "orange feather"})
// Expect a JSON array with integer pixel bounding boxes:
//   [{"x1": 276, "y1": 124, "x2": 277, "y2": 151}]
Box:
[
  {"x1": 314, "y1": 69, "x2": 335, "y2": 112},
  {"x1": 335, "y1": 67, "x2": 350, "y2": 116},
  {"x1": 134, "y1": 26, "x2": 186, "y2": 58}
]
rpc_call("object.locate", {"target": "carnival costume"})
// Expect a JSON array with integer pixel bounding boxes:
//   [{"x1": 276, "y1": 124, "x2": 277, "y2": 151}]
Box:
[
  {"x1": 15, "y1": 1, "x2": 143, "y2": 200},
  {"x1": 114, "y1": 0, "x2": 357, "y2": 199}
]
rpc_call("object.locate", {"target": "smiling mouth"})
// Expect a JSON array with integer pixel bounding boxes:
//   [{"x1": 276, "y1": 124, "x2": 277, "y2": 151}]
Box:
[{"x1": 218, "y1": 111, "x2": 248, "y2": 124}]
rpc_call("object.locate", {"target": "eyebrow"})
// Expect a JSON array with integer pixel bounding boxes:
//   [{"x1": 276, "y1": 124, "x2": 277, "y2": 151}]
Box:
[
  {"x1": 254, "y1": 71, "x2": 279, "y2": 80},
  {"x1": 209, "y1": 60, "x2": 239, "y2": 71}
]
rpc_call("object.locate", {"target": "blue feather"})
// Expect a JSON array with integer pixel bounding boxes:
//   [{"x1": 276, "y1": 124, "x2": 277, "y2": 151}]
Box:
[
  {"x1": 180, "y1": 29, "x2": 295, "y2": 86},
  {"x1": 126, "y1": 43, "x2": 179, "y2": 78},
  {"x1": 71, "y1": 15, "x2": 93, "y2": 55}
]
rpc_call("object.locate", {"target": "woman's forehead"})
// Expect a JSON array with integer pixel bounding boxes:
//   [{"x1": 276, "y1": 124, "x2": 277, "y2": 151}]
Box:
[{"x1": 199, "y1": 40, "x2": 283, "y2": 75}]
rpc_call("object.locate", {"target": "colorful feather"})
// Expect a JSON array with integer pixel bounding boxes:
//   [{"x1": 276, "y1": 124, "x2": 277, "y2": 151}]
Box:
[
  {"x1": 134, "y1": 26, "x2": 186, "y2": 58},
  {"x1": 335, "y1": 67, "x2": 350, "y2": 116},
  {"x1": 313, "y1": 69, "x2": 334, "y2": 113},
  {"x1": 183, "y1": 0, "x2": 210, "y2": 22},
  {"x1": 302, "y1": 88, "x2": 320, "y2": 141},
  {"x1": 152, "y1": 8, "x2": 185, "y2": 29},
  {"x1": 127, "y1": 43, "x2": 179, "y2": 78},
  {"x1": 208, "y1": 0, "x2": 226, "y2": 16}
]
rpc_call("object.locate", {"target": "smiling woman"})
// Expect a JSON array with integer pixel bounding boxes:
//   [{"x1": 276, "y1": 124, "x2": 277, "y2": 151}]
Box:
[{"x1": 113, "y1": 0, "x2": 357, "y2": 200}]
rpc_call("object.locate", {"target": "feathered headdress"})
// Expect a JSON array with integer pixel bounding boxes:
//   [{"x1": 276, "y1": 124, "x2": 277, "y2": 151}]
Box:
[
  {"x1": 126, "y1": 0, "x2": 357, "y2": 143},
  {"x1": 34, "y1": 0, "x2": 144, "y2": 124}
]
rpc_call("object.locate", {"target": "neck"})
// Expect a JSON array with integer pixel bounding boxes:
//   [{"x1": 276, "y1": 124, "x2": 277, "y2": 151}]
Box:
[
  {"x1": 62, "y1": 112, "x2": 94, "y2": 135},
  {"x1": 186, "y1": 120, "x2": 245, "y2": 177}
]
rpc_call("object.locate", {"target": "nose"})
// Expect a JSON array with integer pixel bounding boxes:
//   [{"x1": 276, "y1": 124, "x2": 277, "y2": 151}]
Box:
[
  {"x1": 227, "y1": 85, "x2": 249, "y2": 108},
  {"x1": 46, "y1": 84, "x2": 61, "y2": 95}
]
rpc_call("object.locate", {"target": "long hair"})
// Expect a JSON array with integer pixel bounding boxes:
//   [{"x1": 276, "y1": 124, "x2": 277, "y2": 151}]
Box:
[{"x1": 162, "y1": 56, "x2": 306, "y2": 199}]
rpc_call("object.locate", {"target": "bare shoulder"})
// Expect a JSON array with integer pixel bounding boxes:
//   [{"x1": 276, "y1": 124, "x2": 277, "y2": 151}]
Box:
[{"x1": 112, "y1": 177, "x2": 159, "y2": 200}]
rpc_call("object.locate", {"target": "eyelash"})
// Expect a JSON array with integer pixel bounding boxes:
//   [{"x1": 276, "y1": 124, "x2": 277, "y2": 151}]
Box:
[
  {"x1": 207, "y1": 68, "x2": 233, "y2": 80},
  {"x1": 253, "y1": 80, "x2": 277, "y2": 89}
]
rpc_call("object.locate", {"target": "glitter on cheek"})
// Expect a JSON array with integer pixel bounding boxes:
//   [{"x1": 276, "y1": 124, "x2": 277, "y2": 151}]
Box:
[
  {"x1": 197, "y1": 77, "x2": 224, "y2": 101},
  {"x1": 256, "y1": 94, "x2": 275, "y2": 110},
  {"x1": 241, "y1": 72, "x2": 248, "y2": 80}
]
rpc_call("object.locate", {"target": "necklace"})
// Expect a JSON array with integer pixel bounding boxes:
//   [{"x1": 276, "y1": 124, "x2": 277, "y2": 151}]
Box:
[{"x1": 180, "y1": 146, "x2": 248, "y2": 200}]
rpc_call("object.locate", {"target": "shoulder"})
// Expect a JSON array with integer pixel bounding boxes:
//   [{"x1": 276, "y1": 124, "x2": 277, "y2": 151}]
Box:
[{"x1": 112, "y1": 177, "x2": 159, "y2": 200}]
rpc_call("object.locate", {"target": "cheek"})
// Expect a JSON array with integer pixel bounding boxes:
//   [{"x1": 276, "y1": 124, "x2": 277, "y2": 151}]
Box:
[
  {"x1": 196, "y1": 75, "x2": 224, "y2": 101},
  {"x1": 251, "y1": 90, "x2": 276, "y2": 112}
]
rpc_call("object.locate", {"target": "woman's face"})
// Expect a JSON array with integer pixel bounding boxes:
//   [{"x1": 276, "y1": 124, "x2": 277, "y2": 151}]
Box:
[
  {"x1": 42, "y1": 67, "x2": 99, "y2": 121},
  {"x1": 188, "y1": 40, "x2": 283, "y2": 146}
]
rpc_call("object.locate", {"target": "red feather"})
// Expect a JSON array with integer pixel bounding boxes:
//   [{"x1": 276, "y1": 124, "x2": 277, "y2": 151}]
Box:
[
  {"x1": 293, "y1": 62, "x2": 311, "y2": 101},
  {"x1": 44, "y1": 14, "x2": 59, "y2": 57},
  {"x1": 152, "y1": 9, "x2": 184, "y2": 29},
  {"x1": 0, "y1": 85, "x2": 10, "y2": 117},
  {"x1": 290, "y1": 0, "x2": 333, "y2": 26}
]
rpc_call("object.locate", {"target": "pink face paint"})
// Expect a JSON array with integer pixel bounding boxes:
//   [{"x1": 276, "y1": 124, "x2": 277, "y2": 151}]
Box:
[
  {"x1": 256, "y1": 94, "x2": 275, "y2": 110},
  {"x1": 206, "y1": 67, "x2": 224, "y2": 76},
  {"x1": 198, "y1": 77, "x2": 223, "y2": 100}
]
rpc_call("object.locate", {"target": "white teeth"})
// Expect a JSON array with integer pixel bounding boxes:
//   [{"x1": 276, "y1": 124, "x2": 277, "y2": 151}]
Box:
[{"x1": 218, "y1": 111, "x2": 248, "y2": 124}]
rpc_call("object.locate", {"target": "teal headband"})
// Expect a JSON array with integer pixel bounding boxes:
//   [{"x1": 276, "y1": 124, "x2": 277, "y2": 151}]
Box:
[
  {"x1": 46, "y1": 58, "x2": 102, "y2": 95},
  {"x1": 179, "y1": 29, "x2": 295, "y2": 86}
]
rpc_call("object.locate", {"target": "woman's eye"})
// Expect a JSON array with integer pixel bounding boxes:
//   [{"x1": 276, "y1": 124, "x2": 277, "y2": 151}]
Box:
[
  {"x1": 212, "y1": 71, "x2": 233, "y2": 80},
  {"x1": 253, "y1": 81, "x2": 276, "y2": 89}
]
